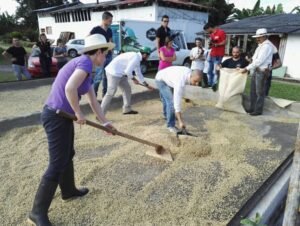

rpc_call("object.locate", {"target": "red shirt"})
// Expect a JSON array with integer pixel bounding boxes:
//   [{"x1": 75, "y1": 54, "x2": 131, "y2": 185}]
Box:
[{"x1": 210, "y1": 28, "x2": 226, "y2": 57}]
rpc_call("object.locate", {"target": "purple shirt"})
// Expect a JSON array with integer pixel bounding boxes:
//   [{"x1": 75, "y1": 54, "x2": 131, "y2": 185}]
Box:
[
  {"x1": 46, "y1": 55, "x2": 93, "y2": 114},
  {"x1": 159, "y1": 46, "x2": 175, "y2": 70}
]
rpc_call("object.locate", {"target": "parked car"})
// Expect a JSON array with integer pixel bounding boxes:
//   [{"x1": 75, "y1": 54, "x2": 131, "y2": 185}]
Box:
[
  {"x1": 27, "y1": 48, "x2": 58, "y2": 77},
  {"x1": 66, "y1": 39, "x2": 84, "y2": 58}
]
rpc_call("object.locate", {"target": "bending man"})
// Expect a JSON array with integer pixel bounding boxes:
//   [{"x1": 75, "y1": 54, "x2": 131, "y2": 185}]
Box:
[
  {"x1": 155, "y1": 66, "x2": 202, "y2": 133},
  {"x1": 101, "y1": 47, "x2": 153, "y2": 115}
]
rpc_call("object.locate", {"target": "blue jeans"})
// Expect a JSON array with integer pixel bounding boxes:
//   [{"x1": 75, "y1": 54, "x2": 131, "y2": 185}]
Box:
[
  {"x1": 250, "y1": 71, "x2": 267, "y2": 114},
  {"x1": 41, "y1": 106, "x2": 75, "y2": 182},
  {"x1": 12, "y1": 64, "x2": 31, "y2": 81},
  {"x1": 155, "y1": 80, "x2": 175, "y2": 128},
  {"x1": 208, "y1": 56, "x2": 223, "y2": 86},
  {"x1": 93, "y1": 54, "x2": 112, "y2": 97}
]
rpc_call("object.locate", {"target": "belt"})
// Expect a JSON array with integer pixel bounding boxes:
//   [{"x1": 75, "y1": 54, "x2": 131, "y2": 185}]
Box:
[{"x1": 44, "y1": 105, "x2": 57, "y2": 112}]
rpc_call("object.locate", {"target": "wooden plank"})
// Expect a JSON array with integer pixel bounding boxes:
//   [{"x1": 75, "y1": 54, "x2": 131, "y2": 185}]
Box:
[{"x1": 283, "y1": 122, "x2": 300, "y2": 226}]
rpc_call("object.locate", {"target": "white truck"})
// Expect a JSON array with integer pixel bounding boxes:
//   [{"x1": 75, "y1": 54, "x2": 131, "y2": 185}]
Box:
[{"x1": 111, "y1": 20, "x2": 191, "y2": 73}]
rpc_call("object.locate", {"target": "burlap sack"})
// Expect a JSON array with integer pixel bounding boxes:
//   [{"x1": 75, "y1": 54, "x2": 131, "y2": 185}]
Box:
[{"x1": 216, "y1": 68, "x2": 247, "y2": 114}]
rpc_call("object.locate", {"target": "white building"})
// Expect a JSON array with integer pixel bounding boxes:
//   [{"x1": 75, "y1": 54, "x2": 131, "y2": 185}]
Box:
[{"x1": 35, "y1": 0, "x2": 209, "y2": 46}]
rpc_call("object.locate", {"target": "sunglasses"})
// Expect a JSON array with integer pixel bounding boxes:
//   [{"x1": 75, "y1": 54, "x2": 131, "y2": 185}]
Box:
[{"x1": 163, "y1": 20, "x2": 169, "y2": 23}]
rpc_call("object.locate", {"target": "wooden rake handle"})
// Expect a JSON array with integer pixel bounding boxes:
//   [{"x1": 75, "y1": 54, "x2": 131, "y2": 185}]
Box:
[{"x1": 56, "y1": 110, "x2": 161, "y2": 149}]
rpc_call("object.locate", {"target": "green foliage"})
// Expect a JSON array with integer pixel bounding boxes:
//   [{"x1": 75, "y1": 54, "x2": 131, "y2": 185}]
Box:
[
  {"x1": 291, "y1": 6, "x2": 300, "y2": 14},
  {"x1": 15, "y1": 0, "x2": 64, "y2": 29},
  {"x1": 10, "y1": 31, "x2": 23, "y2": 39},
  {"x1": 0, "y1": 12, "x2": 18, "y2": 35},
  {"x1": 192, "y1": 0, "x2": 235, "y2": 25},
  {"x1": 240, "y1": 213, "x2": 268, "y2": 226},
  {"x1": 228, "y1": 0, "x2": 286, "y2": 22}
]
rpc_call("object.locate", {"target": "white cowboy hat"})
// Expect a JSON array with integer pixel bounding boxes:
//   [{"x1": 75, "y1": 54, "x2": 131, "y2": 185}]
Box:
[
  {"x1": 79, "y1": 34, "x2": 115, "y2": 54},
  {"x1": 252, "y1": 28, "x2": 268, "y2": 38}
]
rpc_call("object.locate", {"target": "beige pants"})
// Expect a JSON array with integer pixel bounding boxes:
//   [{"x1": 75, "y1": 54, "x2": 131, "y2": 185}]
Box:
[{"x1": 100, "y1": 73, "x2": 132, "y2": 115}]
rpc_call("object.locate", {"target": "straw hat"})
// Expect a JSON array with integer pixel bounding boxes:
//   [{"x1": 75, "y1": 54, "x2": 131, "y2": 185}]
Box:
[
  {"x1": 252, "y1": 28, "x2": 268, "y2": 38},
  {"x1": 79, "y1": 34, "x2": 115, "y2": 54}
]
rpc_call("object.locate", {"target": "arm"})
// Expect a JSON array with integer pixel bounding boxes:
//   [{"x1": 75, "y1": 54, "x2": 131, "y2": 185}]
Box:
[
  {"x1": 124, "y1": 55, "x2": 139, "y2": 80},
  {"x1": 156, "y1": 37, "x2": 160, "y2": 57},
  {"x1": 272, "y1": 53, "x2": 282, "y2": 69},
  {"x1": 173, "y1": 85, "x2": 186, "y2": 129},
  {"x1": 2, "y1": 51, "x2": 10, "y2": 58},
  {"x1": 190, "y1": 50, "x2": 194, "y2": 61},
  {"x1": 246, "y1": 45, "x2": 273, "y2": 71},
  {"x1": 65, "y1": 69, "x2": 88, "y2": 123},
  {"x1": 86, "y1": 86, "x2": 111, "y2": 125},
  {"x1": 215, "y1": 31, "x2": 226, "y2": 47},
  {"x1": 159, "y1": 51, "x2": 175, "y2": 62}
]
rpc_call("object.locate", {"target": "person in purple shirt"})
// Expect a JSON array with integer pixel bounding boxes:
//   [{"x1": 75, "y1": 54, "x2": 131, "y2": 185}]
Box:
[{"x1": 28, "y1": 34, "x2": 115, "y2": 226}]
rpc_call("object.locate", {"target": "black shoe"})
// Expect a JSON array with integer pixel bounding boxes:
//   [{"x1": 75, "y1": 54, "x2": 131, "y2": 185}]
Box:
[
  {"x1": 245, "y1": 109, "x2": 254, "y2": 114},
  {"x1": 212, "y1": 84, "x2": 218, "y2": 92},
  {"x1": 59, "y1": 161, "x2": 89, "y2": 201},
  {"x1": 28, "y1": 178, "x2": 58, "y2": 226},
  {"x1": 123, "y1": 110, "x2": 138, "y2": 115},
  {"x1": 249, "y1": 112, "x2": 262, "y2": 116}
]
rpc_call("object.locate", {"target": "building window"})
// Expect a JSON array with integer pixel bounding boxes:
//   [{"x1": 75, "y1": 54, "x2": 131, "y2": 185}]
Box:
[
  {"x1": 70, "y1": 10, "x2": 91, "y2": 22},
  {"x1": 54, "y1": 12, "x2": 71, "y2": 23},
  {"x1": 46, "y1": 26, "x2": 52, "y2": 35}
]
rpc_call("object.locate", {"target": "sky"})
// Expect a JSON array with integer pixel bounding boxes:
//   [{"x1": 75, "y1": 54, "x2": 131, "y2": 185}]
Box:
[{"x1": 0, "y1": 0, "x2": 299, "y2": 15}]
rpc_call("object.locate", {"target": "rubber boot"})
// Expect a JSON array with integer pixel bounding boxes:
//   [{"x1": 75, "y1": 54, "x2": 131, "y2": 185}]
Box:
[
  {"x1": 59, "y1": 161, "x2": 89, "y2": 201},
  {"x1": 28, "y1": 178, "x2": 58, "y2": 226}
]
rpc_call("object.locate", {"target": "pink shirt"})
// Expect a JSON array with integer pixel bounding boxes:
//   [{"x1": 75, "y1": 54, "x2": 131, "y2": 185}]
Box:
[{"x1": 159, "y1": 46, "x2": 175, "y2": 70}]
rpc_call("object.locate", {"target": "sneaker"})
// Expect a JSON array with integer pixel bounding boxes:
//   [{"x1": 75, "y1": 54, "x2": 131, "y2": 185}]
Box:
[
  {"x1": 212, "y1": 84, "x2": 218, "y2": 92},
  {"x1": 123, "y1": 110, "x2": 138, "y2": 115},
  {"x1": 168, "y1": 127, "x2": 179, "y2": 133}
]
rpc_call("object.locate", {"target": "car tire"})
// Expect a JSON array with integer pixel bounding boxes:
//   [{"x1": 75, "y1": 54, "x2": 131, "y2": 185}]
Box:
[
  {"x1": 183, "y1": 58, "x2": 191, "y2": 68},
  {"x1": 69, "y1": 49, "x2": 78, "y2": 58}
]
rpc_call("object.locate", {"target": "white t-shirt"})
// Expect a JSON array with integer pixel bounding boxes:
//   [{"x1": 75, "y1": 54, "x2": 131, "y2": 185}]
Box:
[
  {"x1": 190, "y1": 47, "x2": 205, "y2": 70},
  {"x1": 155, "y1": 66, "x2": 191, "y2": 113},
  {"x1": 105, "y1": 52, "x2": 145, "y2": 83}
]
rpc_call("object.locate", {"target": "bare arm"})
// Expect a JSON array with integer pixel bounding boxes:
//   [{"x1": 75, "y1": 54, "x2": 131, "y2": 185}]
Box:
[
  {"x1": 2, "y1": 51, "x2": 9, "y2": 58},
  {"x1": 65, "y1": 69, "x2": 88, "y2": 123},
  {"x1": 175, "y1": 112, "x2": 186, "y2": 129},
  {"x1": 86, "y1": 86, "x2": 111, "y2": 125},
  {"x1": 156, "y1": 37, "x2": 160, "y2": 55},
  {"x1": 159, "y1": 51, "x2": 175, "y2": 62},
  {"x1": 272, "y1": 58, "x2": 282, "y2": 69}
]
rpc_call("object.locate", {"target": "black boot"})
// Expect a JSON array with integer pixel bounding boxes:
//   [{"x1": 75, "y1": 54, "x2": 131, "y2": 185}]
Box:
[
  {"x1": 28, "y1": 178, "x2": 58, "y2": 226},
  {"x1": 59, "y1": 161, "x2": 89, "y2": 201}
]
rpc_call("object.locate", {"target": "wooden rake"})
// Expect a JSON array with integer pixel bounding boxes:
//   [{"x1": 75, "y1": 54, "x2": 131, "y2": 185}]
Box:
[{"x1": 56, "y1": 110, "x2": 173, "y2": 162}]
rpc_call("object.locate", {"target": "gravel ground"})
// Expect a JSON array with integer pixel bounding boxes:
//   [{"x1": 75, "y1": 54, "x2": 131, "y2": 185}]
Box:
[{"x1": 0, "y1": 96, "x2": 298, "y2": 226}]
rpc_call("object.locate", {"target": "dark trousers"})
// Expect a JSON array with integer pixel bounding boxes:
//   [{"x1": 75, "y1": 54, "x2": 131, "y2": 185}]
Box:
[
  {"x1": 41, "y1": 106, "x2": 75, "y2": 182},
  {"x1": 57, "y1": 61, "x2": 67, "y2": 70},
  {"x1": 39, "y1": 56, "x2": 52, "y2": 77},
  {"x1": 264, "y1": 72, "x2": 272, "y2": 96},
  {"x1": 250, "y1": 71, "x2": 267, "y2": 114}
]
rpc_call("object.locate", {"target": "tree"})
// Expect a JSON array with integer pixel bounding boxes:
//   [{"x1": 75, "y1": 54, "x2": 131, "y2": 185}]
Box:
[
  {"x1": 192, "y1": 0, "x2": 235, "y2": 25},
  {"x1": 291, "y1": 6, "x2": 300, "y2": 14},
  {"x1": 227, "y1": 0, "x2": 285, "y2": 22},
  {"x1": 0, "y1": 12, "x2": 18, "y2": 36},
  {"x1": 15, "y1": 0, "x2": 63, "y2": 29}
]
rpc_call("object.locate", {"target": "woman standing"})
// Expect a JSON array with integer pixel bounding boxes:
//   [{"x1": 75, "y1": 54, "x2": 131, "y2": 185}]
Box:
[
  {"x1": 53, "y1": 39, "x2": 68, "y2": 69},
  {"x1": 36, "y1": 33, "x2": 52, "y2": 77},
  {"x1": 28, "y1": 34, "x2": 115, "y2": 226},
  {"x1": 158, "y1": 36, "x2": 176, "y2": 70}
]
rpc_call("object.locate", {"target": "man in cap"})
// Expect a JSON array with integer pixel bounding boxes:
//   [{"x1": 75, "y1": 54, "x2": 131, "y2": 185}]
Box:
[
  {"x1": 155, "y1": 66, "x2": 202, "y2": 133},
  {"x1": 101, "y1": 47, "x2": 153, "y2": 115},
  {"x1": 240, "y1": 28, "x2": 274, "y2": 116}
]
